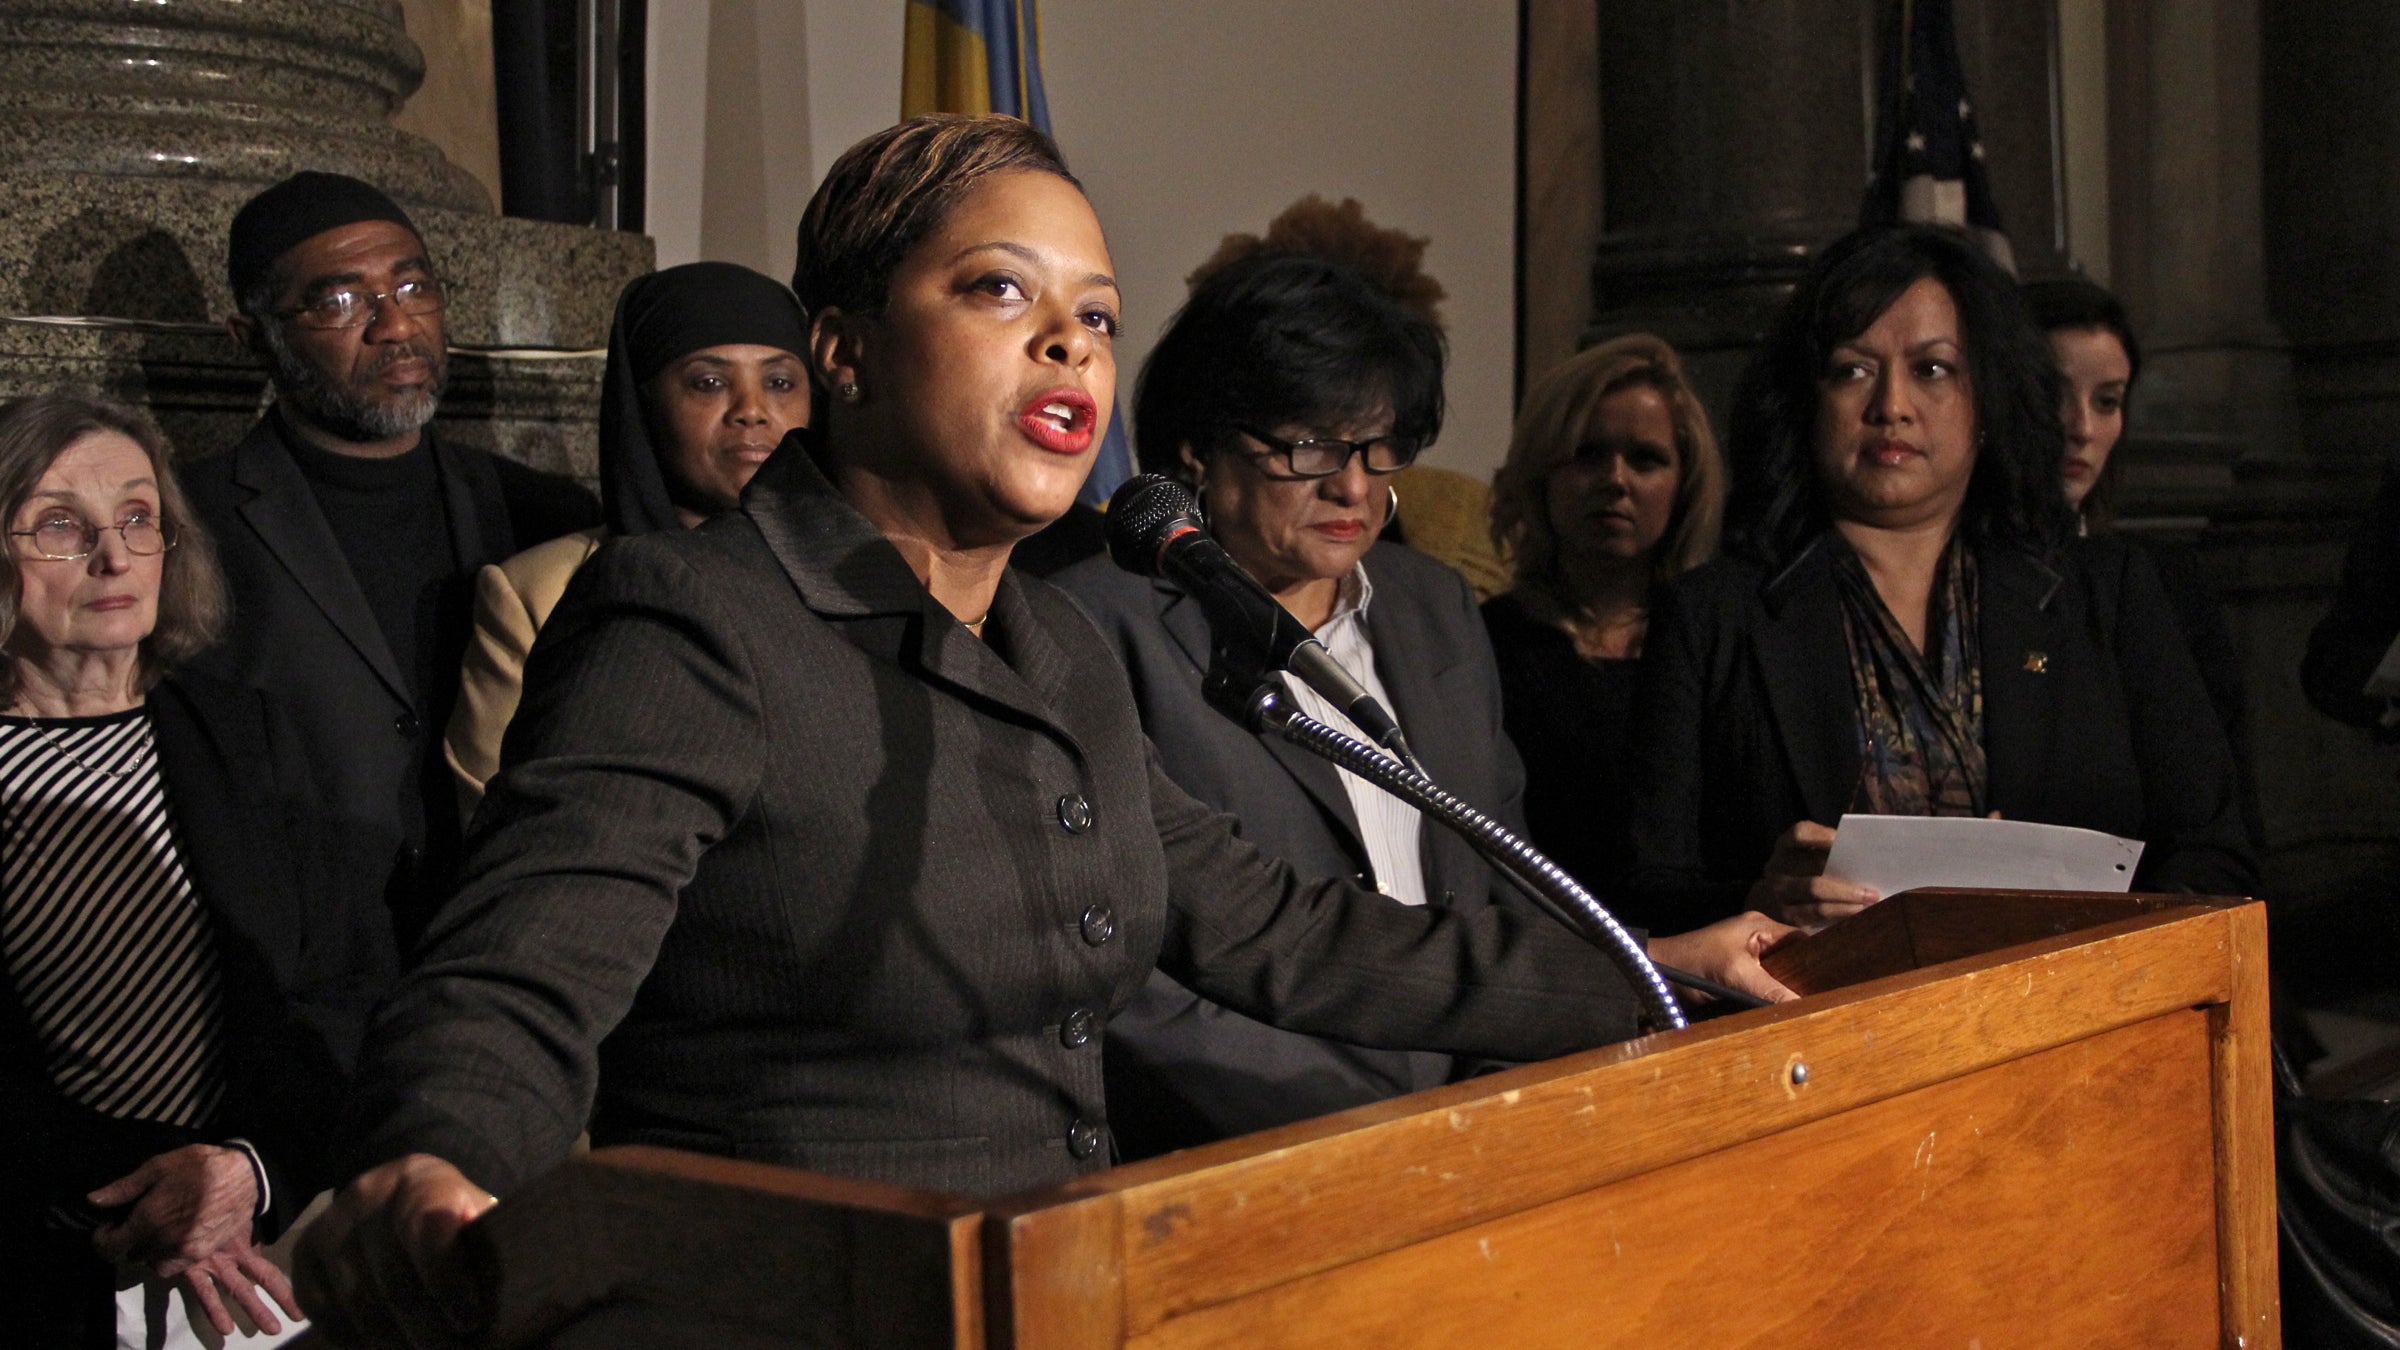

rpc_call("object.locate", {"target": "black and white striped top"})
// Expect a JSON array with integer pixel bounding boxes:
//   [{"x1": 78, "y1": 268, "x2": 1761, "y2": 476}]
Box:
[{"x1": 1, "y1": 707, "x2": 224, "y2": 1130}]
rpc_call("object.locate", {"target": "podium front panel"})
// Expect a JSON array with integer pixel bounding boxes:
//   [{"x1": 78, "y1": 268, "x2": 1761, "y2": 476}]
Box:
[
  {"x1": 1118, "y1": 1009, "x2": 2220, "y2": 1348},
  {"x1": 990, "y1": 899, "x2": 2277, "y2": 1349}
]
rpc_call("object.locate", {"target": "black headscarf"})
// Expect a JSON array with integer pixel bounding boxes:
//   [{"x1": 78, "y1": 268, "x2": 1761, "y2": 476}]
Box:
[{"x1": 599, "y1": 262, "x2": 811, "y2": 535}]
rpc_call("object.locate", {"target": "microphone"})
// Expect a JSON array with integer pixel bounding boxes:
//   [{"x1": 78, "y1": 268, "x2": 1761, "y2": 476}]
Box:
[{"x1": 1106, "y1": 474, "x2": 1422, "y2": 772}]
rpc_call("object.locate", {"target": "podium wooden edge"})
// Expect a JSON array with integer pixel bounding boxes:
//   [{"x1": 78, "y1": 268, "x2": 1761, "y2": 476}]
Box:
[
  {"x1": 1758, "y1": 887, "x2": 2210, "y2": 995},
  {"x1": 980, "y1": 897, "x2": 2277, "y2": 1346},
  {"x1": 2212, "y1": 899, "x2": 2279, "y2": 1350},
  {"x1": 464, "y1": 1145, "x2": 987, "y2": 1348}
]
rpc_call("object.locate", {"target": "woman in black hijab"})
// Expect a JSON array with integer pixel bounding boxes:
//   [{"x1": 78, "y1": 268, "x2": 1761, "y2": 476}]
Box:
[{"x1": 444, "y1": 262, "x2": 809, "y2": 812}]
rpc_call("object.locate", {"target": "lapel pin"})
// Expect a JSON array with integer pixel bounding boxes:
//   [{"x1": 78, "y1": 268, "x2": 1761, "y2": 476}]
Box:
[{"x1": 2023, "y1": 651, "x2": 2049, "y2": 674}]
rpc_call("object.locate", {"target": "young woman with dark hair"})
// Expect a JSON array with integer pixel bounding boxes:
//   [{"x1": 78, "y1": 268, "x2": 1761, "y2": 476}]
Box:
[
  {"x1": 2023, "y1": 275, "x2": 2257, "y2": 848},
  {"x1": 1622, "y1": 225, "x2": 2256, "y2": 934},
  {"x1": 2021, "y1": 276, "x2": 2141, "y2": 527}
]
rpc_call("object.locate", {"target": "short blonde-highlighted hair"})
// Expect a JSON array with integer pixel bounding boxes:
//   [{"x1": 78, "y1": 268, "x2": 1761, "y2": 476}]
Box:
[
  {"x1": 794, "y1": 114, "x2": 1077, "y2": 327},
  {"x1": 0, "y1": 393, "x2": 226, "y2": 706},
  {"x1": 1491, "y1": 333, "x2": 1724, "y2": 606}
]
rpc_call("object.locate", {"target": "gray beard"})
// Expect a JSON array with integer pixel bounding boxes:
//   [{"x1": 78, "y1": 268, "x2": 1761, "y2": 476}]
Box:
[{"x1": 261, "y1": 322, "x2": 445, "y2": 442}]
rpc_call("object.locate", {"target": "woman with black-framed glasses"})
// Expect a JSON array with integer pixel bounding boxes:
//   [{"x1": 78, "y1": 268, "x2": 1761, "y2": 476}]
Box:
[
  {"x1": 0, "y1": 393, "x2": 394, "y2": 1345},
  {"x1": 1054, "y1": 247, "x2": 1642, "y2": 1158}
]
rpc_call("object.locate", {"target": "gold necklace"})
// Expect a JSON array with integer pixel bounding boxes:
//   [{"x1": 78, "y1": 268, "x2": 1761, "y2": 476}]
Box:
[{"x1": 16, "y1": 716, "x2": 150, "y2": 779}]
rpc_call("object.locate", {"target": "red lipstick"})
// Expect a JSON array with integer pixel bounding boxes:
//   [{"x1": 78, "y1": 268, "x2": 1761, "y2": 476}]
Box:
[{"x1": 1018, "y1": 388, "x2": 1097, "y2": 454}]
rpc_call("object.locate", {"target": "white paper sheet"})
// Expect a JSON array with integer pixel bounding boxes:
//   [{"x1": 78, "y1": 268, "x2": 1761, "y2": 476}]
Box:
[{"x1": 1821, "y1": 813, "x2": 2144, "y2": 897}]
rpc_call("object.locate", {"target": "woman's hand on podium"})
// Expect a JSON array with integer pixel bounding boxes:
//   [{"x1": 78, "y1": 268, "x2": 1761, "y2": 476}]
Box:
[
  {"x1": 1747, "y1": 820, "x2": 1879, "y2": 928},
  {"x1": 294, "y1": 1153, "x2": 497, "y2": 1349},
  {"x1": 1649, "y1": 911, "x2": 1803, "y2": 1005}
]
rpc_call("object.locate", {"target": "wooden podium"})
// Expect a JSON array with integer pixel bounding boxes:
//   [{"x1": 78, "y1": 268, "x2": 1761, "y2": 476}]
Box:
[{"x1": 457, "y1": 892, "x2": 2278, "y2": 1348}]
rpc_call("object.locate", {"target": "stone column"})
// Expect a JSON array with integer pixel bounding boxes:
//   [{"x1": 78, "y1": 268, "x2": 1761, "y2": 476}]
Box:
[
  {"x1": 0, "y1": 0, "x2": 650, "y2": 480},
  {"x1": 2260, "y1": 3, "x2": 2400, "y2": 471},
  {"x1": 2107, "y1": 0, "x2": 2297, "y2": 515},
  {"x1": 1586, "y1": 0, "x2": 2066, "y2": 410}
]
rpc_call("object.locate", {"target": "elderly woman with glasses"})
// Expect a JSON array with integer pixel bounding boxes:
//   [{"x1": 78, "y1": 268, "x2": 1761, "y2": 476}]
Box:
[
  {"x1": 1056, "y1": 250, "x2": 1607, "y2": 1157},
  {"x1": 0, "y1": 394, "x2": 394, "y2": 1345}
]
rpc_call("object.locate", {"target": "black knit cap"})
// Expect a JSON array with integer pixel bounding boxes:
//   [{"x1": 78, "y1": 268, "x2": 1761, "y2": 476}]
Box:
[{"x1": 226, "y1": 171, "x2": 422, "y2": 301}]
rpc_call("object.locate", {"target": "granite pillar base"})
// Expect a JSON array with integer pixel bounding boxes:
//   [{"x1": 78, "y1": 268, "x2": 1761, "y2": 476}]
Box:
[
  {"x1": 0, "y1": 172, "x2": 649, "y2": 481},
  {"x1": 0, "y1": 0, "x2": 654, "y2": 484}
]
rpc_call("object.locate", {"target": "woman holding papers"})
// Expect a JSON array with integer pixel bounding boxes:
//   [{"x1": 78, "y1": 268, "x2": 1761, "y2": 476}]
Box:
[
  {"x1": 1621, "y1": 225, "x2": 2255, "y2": 934},
  {"x1": 2024, "y1": 276, "x2": 2259, "y2": 847}
]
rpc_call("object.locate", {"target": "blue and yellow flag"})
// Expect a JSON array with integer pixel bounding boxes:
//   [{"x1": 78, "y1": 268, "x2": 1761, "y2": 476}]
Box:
[
  {"x1": 903, "y1": 0, "x2": 1051, "y2": 125},
  {"x1": 902, "y1": 0, "x2": 1132, "y2": 505}
]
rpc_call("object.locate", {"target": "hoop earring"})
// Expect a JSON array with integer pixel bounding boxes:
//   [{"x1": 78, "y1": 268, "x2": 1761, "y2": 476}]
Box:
[{"x1": 1384, "y1": 483, "x2": 1401, "y2": 533}]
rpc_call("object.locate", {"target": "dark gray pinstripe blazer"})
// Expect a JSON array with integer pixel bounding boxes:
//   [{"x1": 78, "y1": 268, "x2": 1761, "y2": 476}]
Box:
[
  {"x1": 1056, "y1": 543, "x2": 1534, "y2": 1157},
  {"x1": 349, "y1": 440, "x2": 1641, "y2": 1202}
]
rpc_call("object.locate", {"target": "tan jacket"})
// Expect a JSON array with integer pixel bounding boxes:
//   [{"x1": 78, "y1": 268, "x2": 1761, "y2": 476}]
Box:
[{"x1": 443, "y1": 527, "x2": 606, "y2": 818}]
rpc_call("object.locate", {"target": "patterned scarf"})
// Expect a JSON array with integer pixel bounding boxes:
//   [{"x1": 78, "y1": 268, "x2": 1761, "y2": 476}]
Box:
[{"x1": 1833, "y1": 532, "x2": 1988, "y2": 816}]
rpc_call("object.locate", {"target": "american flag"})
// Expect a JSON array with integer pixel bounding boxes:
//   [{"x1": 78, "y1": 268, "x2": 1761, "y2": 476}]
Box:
[{"x1": 1861, "y1": 0, "x2": 2016, "y2": 274}]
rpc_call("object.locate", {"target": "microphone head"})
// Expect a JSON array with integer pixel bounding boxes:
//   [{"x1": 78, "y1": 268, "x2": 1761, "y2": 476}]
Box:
[{"x1": 1105, "y1": 473, "x2": 1203, "y2": 577}]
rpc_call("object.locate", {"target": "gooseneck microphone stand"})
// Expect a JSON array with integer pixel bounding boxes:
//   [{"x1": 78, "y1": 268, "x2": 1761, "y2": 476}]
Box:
[
  {"x1": 1107, "y1": 471, "x2": 1745, "y2": 1028},
  {"x1": 1203, "y1": 666, "x2": 1696, "y2": 1034}
]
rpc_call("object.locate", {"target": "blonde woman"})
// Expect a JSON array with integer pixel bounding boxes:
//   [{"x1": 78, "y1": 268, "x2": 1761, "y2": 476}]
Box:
[{"x1": 1483, "y1": 334, "x2": 1725, "y2": 887}]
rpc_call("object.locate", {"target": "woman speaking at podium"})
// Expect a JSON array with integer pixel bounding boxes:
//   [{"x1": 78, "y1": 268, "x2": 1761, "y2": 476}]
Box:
[{"x1": 295, "y1": 114, "x2": 1793, "y2": 1343}]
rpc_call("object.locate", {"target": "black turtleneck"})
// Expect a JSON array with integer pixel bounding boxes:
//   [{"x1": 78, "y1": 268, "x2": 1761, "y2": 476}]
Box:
[{"x1": 280, "y1": 428, "x2": 453, "y2": 707}]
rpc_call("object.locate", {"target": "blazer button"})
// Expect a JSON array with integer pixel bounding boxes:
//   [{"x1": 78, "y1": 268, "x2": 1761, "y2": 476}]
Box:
[
  {"x1": 1057, "y1": 793, "x2": 1093, "y2": 834},
  {"x1": 395, "y1": 711, "x2": 422, "y2": 739},
  {"x1": 1066, "y1": 1118, "x2": 1104, "y2": 1159},
  {"x1": 1079, "y1": 904, "x2": 1115, "y2": 946},
  {"x1": 1060, "y1": 1007, "x2": 1098, "y2": 1048}
]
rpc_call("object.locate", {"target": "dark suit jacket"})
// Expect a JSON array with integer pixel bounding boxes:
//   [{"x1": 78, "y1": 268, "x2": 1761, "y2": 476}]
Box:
[
  {"x1": 1055, "y1": 542, "x2": 1531, "y2": 1156},
  {"x1": 182, "y1": 411, "x2": 596, "y2": 941},
  {"x1": 348, "y1": 441, "x2": 1642, "y2": 1203},
  {"x1": 1623, "y1": 534, "x2": 2258, "y2": 932},
  {"x1": 7, "y1": 672, "x2": 397, "y2": 1341}
]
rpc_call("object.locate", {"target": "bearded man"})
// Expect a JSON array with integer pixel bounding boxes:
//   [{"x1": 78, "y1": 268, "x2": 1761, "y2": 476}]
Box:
[{"x1": 187, "y1": 172, "x2": 597, "y2": 945}]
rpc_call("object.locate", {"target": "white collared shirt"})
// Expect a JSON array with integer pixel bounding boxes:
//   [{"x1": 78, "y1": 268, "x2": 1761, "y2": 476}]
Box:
[{"x1": 1280, "y1": 565, "x2": 1429, "y2": 907}]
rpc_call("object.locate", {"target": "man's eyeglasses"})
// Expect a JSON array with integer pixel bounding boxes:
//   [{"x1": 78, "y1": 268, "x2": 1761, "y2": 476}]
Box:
[
  {"x1": 275, "y1": 277, "x2": 451, "y2": 331},
  {"x1": 1234, "y1": 426, "x2": 1422, "y2": 479},
  {"x1": 10, "y1": 513, "x2": 177, "y2": 561}
]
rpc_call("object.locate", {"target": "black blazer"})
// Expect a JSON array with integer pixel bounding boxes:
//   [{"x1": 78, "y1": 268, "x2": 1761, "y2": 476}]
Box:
[
  {"x1": 1623, "y1": 534, "x2": 2258, "y2": 932},
  {"x1": 182, "y1": 412, "x2": 595, "y2": 938},
  {"x1": 348, "y1": 442, "x2": 1642, "y2": 1203},
  {"x1": 7, "y1": 672, "x2": 398, "y2": 1339},
  {"x1": 1056, "y1": 542, "x2": 1529, "y2": 1155}
]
